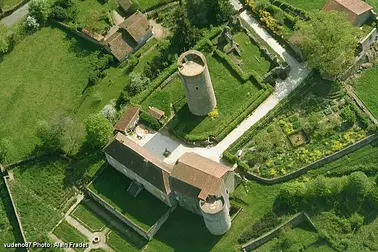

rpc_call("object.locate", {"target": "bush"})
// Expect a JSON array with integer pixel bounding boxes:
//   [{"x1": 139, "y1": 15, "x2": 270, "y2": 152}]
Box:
[
  {"x1": 29, "y1": 0, "x2": 51, "y2": 23},
  {"x1": 238, "y1": 211, "x2": 280, "y2": 244},
  {"x1": 50, "y1": 6, "x2": 69, "y2": 21},
  {"x1": 341, "y1": 106, "x2": 357, "y2": 125},
  {"x1": 84, "y1": 114, "x2": 113, "y2": 149},
  {"x1": 88, "y1": 70, "x2": 100, "y2": 86},
  {"x1": 140, "y1": 112, "x2": 161, "y2": 131},
  {"x1": 127, "y1": 72, "x2": 150, "y2": 96},
  {"x1": 24, "y1": 16, "x2": 40, "y2": 30}
]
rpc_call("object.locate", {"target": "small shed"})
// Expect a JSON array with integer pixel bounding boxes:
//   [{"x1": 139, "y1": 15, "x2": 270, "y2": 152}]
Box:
[
  {"x1": 148, "y1": 106, "x2": 165, "y2": 120},
  {"x1": 322, "y1": 0, "x2": 373, "y2": 26},
  {"x1": 114, "y1": 106, "x2": 140, "y2": 134}
]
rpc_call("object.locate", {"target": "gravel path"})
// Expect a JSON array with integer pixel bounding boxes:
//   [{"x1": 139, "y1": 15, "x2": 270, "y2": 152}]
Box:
[{"x1": 1, "y1": 3, "x2": 29, "y2": 26}]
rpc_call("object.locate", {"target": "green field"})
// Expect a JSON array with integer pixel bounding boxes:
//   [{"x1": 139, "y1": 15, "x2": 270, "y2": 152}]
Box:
[
  {"x1": 88, "y1": 166, "x2": 169, "y2": 230},
  {"x1": 279, "y1": 0, "x2": 326, "y2": 11},
  {"x1": 9, "y1": 156, "x2": 76, "y2": 241},
  {"x1": 71, "y1": 203, "x2": 106, "y2": 232},
  {"x1": 168, "y1": 54, "x2": 264, "y2": 141},
  {"x1": 353, "y1": 65, "x2": 378, "y2": 118},
  {"x1": 134, "y1": 0, "x2": 174, "y2": 11},
  {"x1": 107, "y1": 231, "x2": 140, "y2": 252},
  {"x1": 53, "y1": 220, "x2": 88, "y2": 251},
  {"x1": 1, "y1": 0, "x2": 22, "y2": 10},
  {"x1": 0, "y1": 26, "x2": 99, "y2": 162}
]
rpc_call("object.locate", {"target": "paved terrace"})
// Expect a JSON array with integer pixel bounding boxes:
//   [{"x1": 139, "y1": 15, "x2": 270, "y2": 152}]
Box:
[{"x1": 132, "y1": 4, "x2": 311, "y2": 165}]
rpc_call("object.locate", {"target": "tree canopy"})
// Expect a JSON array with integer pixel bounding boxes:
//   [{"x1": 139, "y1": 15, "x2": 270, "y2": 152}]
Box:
[
  {"x1": 295, "y1": 11, "x2": 359, "y2": 78},
  {"x1": 84, "y1": 114, "x2": 113, "y2": 149},
  {"x1": 29, "y1": 0, "x2": 51, "y2": 23}
]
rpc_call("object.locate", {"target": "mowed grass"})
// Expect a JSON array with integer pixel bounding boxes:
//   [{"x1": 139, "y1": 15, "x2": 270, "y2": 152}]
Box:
[
  {"x1": 141, "y1": 76, "x2": 185, "y2": 118},
  {"x1": 232, "y1": 32, "x2": 272, "y2": 78},
  {"x1": 88, "y1": 166, "x2": 169, "y2": 230},
  {"x1": 134, "y1": 0, "x2": 173, "y2": 11},
  {"x1": 8, "y1": 156, "x2": 76, "y2": 241},
  {"x1": 279, "y1": 0, "x2": 326, "y2": 11},
  {"x1": 107, "y1": 231, "x2": 140, "y2": 252},
  {"x1": 169, "y1": 54, "x2": 261, "y2": 139},
  {"x1": 353, "y1": 65, "x2": 378, "y2": 118},
  {"x1": 2, "y1": 0, "x2": 22, "y2": 10},
  {"x1": 53, "y1": 220, "x2": 88, "y2": 251},
  {"x1": 0, "y1": 26, "x2": 99, "y2": 162},
  {"x1": 367, "y1": 0, "x2": 378, "y2": 11},
  {"x1": 71, "y1": 203, "x2": 106, "y2": 232}
]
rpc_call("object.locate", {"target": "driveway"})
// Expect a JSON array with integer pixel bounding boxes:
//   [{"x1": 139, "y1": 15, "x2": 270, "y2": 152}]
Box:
[{"x1": 1, "y1": 3, "x2": 29, "y2": 26}]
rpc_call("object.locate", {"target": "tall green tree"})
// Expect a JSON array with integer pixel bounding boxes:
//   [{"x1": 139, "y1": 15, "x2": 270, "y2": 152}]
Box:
[
  {"x1": 29, "y1": 0, "x2": 51, "y2": 23},
  {"x1": 84, "y1": 114, "x2": 113, "y2": 149},
  {"x1": 295, "y1": 11, "x2": 359, "y2": 78}
]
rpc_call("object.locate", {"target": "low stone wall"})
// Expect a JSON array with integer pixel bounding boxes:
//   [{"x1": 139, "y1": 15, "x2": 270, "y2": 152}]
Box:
[
  {"x1": 359, "y1": 28, "x2": 377, "y2": 52},
  {"x1": 86, "y1": 185, "x2": 150, "y2": 240},
  {"x1": 246, "y1": 134, "x2": 378, "y2": 184},
  {"x1": 241, "y1": 212, "x2": 316, "y2": 252},
  {"x1": 4, "y1": 152, "x2": 49, "y2": 169},
  {"x1": 3, "y1": 176, "x2": 29, "y2": 251}
]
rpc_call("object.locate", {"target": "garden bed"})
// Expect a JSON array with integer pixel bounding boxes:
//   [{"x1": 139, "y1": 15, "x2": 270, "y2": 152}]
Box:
[
  {"x1": 88, "y1": 166, "x2": 169, "y2": 231},
  {"x1": 71, "y1": 203, "x2": 106, "y2": 232},
  {"x1": 53, "y1": 220, "x2": 88, "y2": 252},
  {"x1": 229, "y1": 74, "x2": 374, "y2": 178},
  {"x1": 8, "y1": 156, "x2": 76, "y2": 241}
]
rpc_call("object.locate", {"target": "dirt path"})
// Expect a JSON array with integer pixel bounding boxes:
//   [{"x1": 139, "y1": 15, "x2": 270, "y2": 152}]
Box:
[{"x1": 1, "y1": 3, "x2": 29, "y2": 26}]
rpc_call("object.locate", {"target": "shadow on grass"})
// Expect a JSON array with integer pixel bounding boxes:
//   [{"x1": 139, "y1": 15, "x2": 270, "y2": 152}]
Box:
[
  {"x1": 152, "y1": 207, "x2": 222, "y2": 252},
  {"x1": 169, "y1": 104, "x2": 206, "y2": 135}
]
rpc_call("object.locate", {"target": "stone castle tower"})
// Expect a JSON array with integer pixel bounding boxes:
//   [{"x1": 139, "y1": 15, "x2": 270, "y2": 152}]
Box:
[
  {"x1": 199, "y1": 196, "x2": 231, "y2": 235},
  {"x1": 177, "y1": 50, "x2": 217, "y2": 116}
]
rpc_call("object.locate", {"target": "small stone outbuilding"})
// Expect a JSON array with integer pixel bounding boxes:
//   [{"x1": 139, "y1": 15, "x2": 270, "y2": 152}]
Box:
[{"x1": 148, "y1": 106, "x2": 165, "y2": 121}]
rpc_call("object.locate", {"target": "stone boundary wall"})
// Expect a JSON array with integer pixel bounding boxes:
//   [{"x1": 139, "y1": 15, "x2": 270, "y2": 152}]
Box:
[
  {"x1": 245, "y1": 134, "x2": 378, "y2": 184},
  {"x1": 3, "y1": 176, "x2": 29, "y2": 251},
  {"x1": 86, "y1": 185, "x2": 150, "y2": 240},
  {"x1": 147, "y1": 205, "x2": 176, "y2": 238},
  {"x1": 4, "y1": 152, "x2": 49, "y2": 169},
  {"x1": 359, "y1": 28, "x2": 378, "y2": 52},
  {"x1": 0, "y1": 0, "x2": 28, "y2": 19},
  {"x1": 241, "y1": 212, "x2": 316, "y2": 252}
]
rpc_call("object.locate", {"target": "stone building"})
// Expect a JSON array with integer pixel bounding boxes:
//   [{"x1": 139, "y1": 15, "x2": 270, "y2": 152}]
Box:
[
  {"x1": 103, "y1": 134, "x2": 235, "y2": 235},
  {"x1": 322, "y1": 0, "x2": 373, "y2": 26},
  {"x1": 177, "y1": 50, "x2": 217, "y2": 116}
]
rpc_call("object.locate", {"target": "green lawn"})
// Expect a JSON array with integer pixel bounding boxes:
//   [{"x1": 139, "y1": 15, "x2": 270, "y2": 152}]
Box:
[
  {"x1": 134, "y1": 0, "x2": 174, "y2": 11},
  {"x1": 232, "y1": 32, "x2": 272, "y2": 79},
  {"x1": 0, "y1": 180, "x2": 24, "y2": 250},
  {"x1": 367, "y1": 0, "x2": 378, "y2": 11},
  {"x1": 1, "y1": 0, "x2": 22, "y2": 10},
  {"x1": 8, "y1": 156, "x2": 76, "y2": 241},
  {"x1": 141, "y1": 76, "x2": 185, "y2": 118},
  {"x1": 88, "y1": 166, "x2": 169, "y2": 230},
  {"x1": 279, "y1": 0, "x2": 326, "y2": 11},
  {"x1": 70, "y1": 0, "x2": 116, "y2": 34},
  {"x1": 53, "y1": 221, "x2": 88, "y2": 251},
  {"x1": 71, "y1": 203, "x2": 106, "y2": 232},
  {"x1": 107, "y1": 231, "x2": 140, "y2": 252},
  {"x1": 0, "y1": 26, "x2": 99, "y2": 162},
  {"x1": 168, "y1": 54, "x2": 263, "y2": 141},
  {"x1": 353, "y1": 65, "x2": 378, "y2": 118}
]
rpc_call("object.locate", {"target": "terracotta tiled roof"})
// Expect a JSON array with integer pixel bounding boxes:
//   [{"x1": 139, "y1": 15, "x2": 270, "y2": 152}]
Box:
[
  {"x1": 104, "y1": 133, "x2": 173, "y2": 194},
  {"x1": 114, "y1": 106, "x2": 140, "y2": 132},
  {"x1": 106, "y1": 32, "x2": 133, "y2": 61},
  {"x1": 322, "y1": 0, "x2": 372, "y2": 24},
  {"x1": 170, "y1": 152, "x2": 229, "y2": 200},
  {"x1": 119, "y1": 11, "x2": 151, "y2": 42},
  {"x1": 117, "y1": 0, "x2": 132, "y2": 12},
  {"x1": 148, "y1": 107, "x2": 165, "y2": 120}
]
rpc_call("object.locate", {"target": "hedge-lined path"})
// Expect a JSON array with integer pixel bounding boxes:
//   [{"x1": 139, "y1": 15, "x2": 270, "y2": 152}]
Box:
[{"x1": 1, "y1": 3, "x2": 28, "y2": 26}]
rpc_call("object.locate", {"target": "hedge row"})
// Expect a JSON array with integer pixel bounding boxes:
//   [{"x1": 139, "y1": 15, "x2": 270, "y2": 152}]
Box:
[
  {"x1": 214, "y1": 49, "x2": 251, "y2": 81},
  {"x1": 134, "y1": 37, "x2": 158, "y2": 58},
  {"x1": 215, "y1": 88, "x2": 272, "y2": 142},
  {"x1": 132, "y1": 27, "x2": 223, "y2": 105},
  {"x1": 270, "y1": 0, "x2": 309, "y2": 20}
]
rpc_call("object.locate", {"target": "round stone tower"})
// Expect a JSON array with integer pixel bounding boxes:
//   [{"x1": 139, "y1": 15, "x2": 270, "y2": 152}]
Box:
[
  {"x1": 199, "y1": 196, "x2": 231, "y2": 235},
  {"x1": 177, "y1": 50, "x2": 217, "y2": 116}
]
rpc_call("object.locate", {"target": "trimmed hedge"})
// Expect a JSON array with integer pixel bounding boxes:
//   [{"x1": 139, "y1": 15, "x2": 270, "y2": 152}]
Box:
[
  {"x1": 140, "y1": 112, "x2": 161, "y2": 131},
  {"x1": 214, "y1": 49, "x2": 251, "y2": 81}
]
